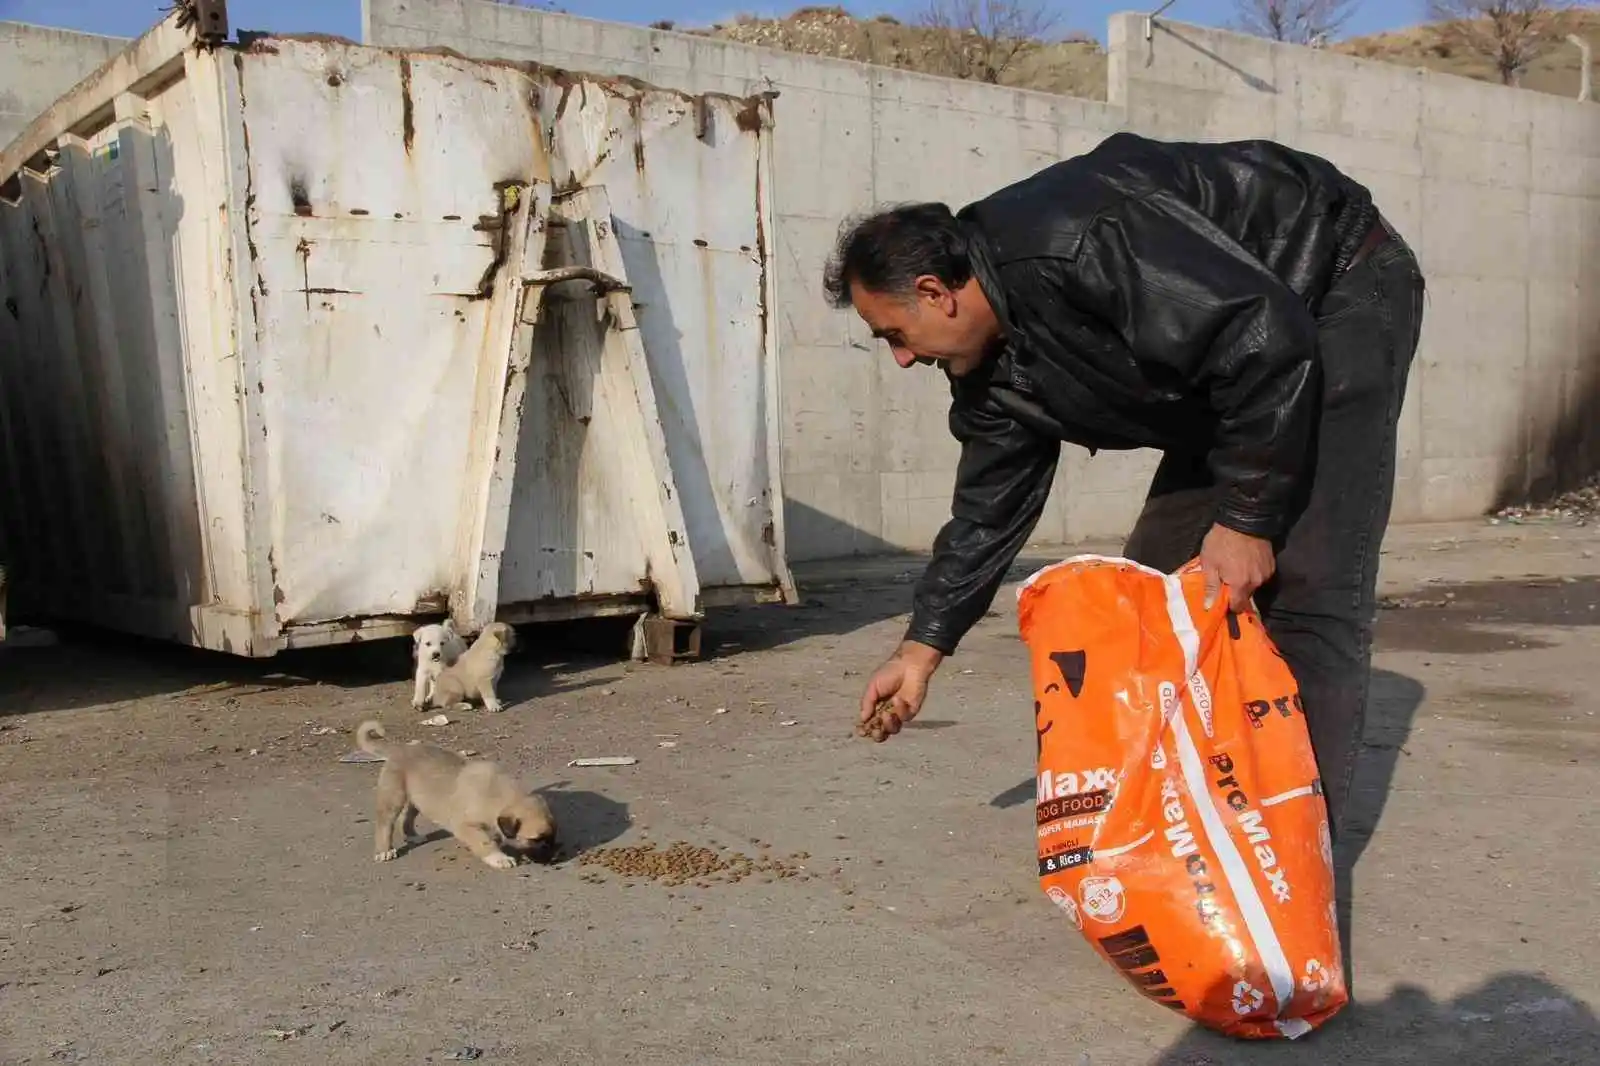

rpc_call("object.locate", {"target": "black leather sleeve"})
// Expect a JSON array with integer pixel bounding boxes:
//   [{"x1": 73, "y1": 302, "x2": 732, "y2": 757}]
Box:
[
  {"x1": 904, "y1": 382, "x2": 1061, "y2": 655},
  {"x1": 1067, "y1": 192, "x2": 1321, "y2": 538}
]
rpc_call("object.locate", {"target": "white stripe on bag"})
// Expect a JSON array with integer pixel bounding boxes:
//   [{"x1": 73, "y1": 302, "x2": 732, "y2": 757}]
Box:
[
  {"x1": 1094, "y1": 830, "x2": 1155, "y2": 859},
  {"x1": 1162, "y1": 575, "x2": 1297, "y2": 1021},
  {"x1": 1261, "y1": 786, "x2": 1317, "y2": 808}
]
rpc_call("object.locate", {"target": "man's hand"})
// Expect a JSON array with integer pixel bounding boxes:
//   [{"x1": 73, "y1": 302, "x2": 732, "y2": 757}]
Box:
[
  {"x1": 857, "y1": 640, "x2": 945, "y2": 742},
  {"x1": 1198, "y1": 523, "x2": 1276, "y2": 611}
]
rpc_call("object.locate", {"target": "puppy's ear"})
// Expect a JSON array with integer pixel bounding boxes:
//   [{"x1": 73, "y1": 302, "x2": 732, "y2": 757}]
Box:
[{"x1": 496, "y1": 814, "x2": 521, "y2": 841}]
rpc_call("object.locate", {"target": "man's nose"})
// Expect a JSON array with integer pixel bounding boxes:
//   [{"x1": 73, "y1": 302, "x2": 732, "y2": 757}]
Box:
[{"x1": 891, "y1": 345, "x2": 917, "y2": 369}]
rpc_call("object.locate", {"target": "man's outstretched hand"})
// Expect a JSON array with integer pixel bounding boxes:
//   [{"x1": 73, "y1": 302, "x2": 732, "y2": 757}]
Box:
[
  {"x1": 856, "y1": 640, "x2": 944, "y2": 742},
  {"x1": 1199, "y1": 523, "x2": 1276, "y2": 611}
]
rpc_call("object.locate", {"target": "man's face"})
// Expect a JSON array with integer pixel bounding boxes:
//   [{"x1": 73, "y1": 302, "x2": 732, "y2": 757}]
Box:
[{"x1": 850, "y1": 275, "x2": 996, "y2": 378}]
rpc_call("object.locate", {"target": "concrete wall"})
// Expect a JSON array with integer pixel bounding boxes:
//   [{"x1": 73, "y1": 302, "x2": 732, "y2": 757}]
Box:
[
  {"x1": 367, "y1": 2, "x2": 1599, "y2": 559},
  {"x1": 0, "y1": 22, "x2": 128, "y2": 149}
]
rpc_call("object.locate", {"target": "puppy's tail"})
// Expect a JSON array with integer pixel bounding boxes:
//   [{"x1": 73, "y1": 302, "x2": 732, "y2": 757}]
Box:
[{"x1": 356, "y1": 720, "x2": 393, "y2": 757}]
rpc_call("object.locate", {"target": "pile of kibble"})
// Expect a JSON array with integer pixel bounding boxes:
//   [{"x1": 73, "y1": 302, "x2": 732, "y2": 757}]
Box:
[{"x1": 575, "y1": 841, "x2": 815, "y2": 887}]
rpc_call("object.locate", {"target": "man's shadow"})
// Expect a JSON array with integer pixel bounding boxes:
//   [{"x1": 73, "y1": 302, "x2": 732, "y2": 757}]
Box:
[
  {"x1": 1136, "y1": 668, "x2": 1600, "y2": 1061},
  {"x1": 1148, "y1": 973, "x2": 1600, "y2": 1064},
  {"x1": 1334, "y1": 667, "x2": 1425, "y2": 993}
]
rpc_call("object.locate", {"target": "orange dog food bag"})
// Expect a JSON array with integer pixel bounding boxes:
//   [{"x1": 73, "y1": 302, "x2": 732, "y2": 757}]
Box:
[{"x1": 1017, "y1": 555, "x2": 1348, "y2": 1039}]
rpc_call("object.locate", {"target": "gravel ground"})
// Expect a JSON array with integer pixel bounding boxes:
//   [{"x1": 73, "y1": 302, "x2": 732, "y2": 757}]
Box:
[{"x1": 1, "y1": 520, "x2": 1598, "y2": 1065}]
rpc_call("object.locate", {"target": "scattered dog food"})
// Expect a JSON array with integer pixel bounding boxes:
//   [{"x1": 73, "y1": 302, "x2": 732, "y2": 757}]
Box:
[{"x1": 575, "y1": 842, "x2": 814, "y2": 886}]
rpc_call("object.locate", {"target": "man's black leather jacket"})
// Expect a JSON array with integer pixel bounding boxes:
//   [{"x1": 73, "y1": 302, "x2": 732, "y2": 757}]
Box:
[{"x1": 906, "y1": 132, "x2": 1378, "y2": 655}]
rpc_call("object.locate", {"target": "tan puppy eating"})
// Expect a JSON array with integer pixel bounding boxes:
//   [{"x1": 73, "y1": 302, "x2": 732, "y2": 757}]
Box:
[
  {"x1": 356, "y1": 720, "x2": 557, "y2": 869},
  {"x1": 427, "y1": 621, "x2": 518, "y2": 713}
]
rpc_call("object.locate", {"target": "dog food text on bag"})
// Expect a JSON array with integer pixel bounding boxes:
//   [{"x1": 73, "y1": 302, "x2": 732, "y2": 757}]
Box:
[{"x1": 1016, "y1": 556, "x2": 1348, "y2": 1040}]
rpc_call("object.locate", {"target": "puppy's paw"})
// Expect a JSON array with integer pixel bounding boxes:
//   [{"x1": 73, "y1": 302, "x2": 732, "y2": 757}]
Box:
[
  {"x1": 483, "y1": 851, "x2": 517, "y2": 870},
  {"x1": 485, "y1": 702, "x2": 504, "y2": 714},
  {"x1": 374, "y1": 849, "x2": 399, "y2": 862}
]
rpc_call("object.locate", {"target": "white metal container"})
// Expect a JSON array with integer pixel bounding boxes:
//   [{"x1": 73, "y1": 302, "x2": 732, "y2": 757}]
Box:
[{"x1": 0, "y1": 6, "x2": 794, "y2": 656}]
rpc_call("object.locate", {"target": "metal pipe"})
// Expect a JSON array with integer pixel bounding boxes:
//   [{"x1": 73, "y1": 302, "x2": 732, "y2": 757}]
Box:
[
  {"x1": 523, "y1": 265, "x2": 631, "y2": 294},
  {"x1": 1569, "y1": 34, "x2": 1593, "y2": 103},
  {"x1": 1145, "y1": 0, "x2": 1179, "y2": 41}
]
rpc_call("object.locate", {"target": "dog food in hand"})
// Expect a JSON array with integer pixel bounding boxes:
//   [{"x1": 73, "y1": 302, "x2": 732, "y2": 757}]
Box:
[{"x1": 855, "y1": 698, "x2": 900, "y2": 742}]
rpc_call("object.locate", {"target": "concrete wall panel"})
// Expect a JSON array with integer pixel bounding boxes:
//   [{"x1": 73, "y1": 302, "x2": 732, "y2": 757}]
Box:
[{"x1": 0, "y1": 22, "x2": 127, "y2": 149}]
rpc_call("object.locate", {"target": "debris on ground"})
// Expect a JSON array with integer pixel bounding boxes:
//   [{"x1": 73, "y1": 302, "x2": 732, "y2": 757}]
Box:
[
  {"x1": 421, "y1": 714, "x2": 451, "y2": 727},
  {"x1": 1491, "y1": 475, "x2": 1600, "y2": 524},
  {"x1": 576, "y1": 842, "x2": 813, "y2": 885},
  {"x1": 1378, "y1": 594, "x2": 1453, "y2": 610},
  {"x1": 567, "y1": 756, "x2": 636, "y2": 767},
  {"x1": 338, "y1": 750, "x2": 383, "y2": 764},
  {"x1": 501, "y1": 931, "x2": 542, "y2": 950},
  {"x1": 309, "y1": 726, "x2": 339, "y2": 736},
  {"x1": 443, "y1": 1046, "x2": 484, "y2": 1061}
]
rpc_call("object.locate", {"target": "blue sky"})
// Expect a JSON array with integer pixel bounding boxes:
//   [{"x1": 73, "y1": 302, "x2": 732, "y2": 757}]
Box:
[{"x1": 0, "y1": 0, "x2": 1436, "y2": 44}]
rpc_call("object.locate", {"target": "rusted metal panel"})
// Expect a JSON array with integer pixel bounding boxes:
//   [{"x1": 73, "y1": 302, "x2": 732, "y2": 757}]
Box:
[
  {"x1": 0, "y1": 10, "x2": 792, "y2": 656},
  {"x1": 535, "y1": 79, "x2": 796, "y2": 603},
  {"x1": 494, "y1": 185, "x2": 701, "y2": 620}
]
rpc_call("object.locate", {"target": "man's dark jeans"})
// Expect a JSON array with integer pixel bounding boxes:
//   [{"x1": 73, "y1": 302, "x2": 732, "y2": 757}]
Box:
[{"x1": 1122, "y1": 223, "x2": 1426, "y2": 843}]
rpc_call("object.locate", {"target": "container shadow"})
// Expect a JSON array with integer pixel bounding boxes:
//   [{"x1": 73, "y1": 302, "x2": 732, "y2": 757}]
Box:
[{"x1": 0, "y1": 622, "x2": 611, "y2": 719}]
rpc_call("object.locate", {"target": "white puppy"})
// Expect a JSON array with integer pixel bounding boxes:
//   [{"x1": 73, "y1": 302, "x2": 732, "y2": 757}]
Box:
[{"x1": 411, "y1": 619, "x2": 468, "y2": 711}]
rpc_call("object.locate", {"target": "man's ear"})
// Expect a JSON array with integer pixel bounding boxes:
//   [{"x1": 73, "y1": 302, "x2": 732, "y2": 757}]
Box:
[{"x1": 913, "y1": 274, "x2": 956, "y2": 315}]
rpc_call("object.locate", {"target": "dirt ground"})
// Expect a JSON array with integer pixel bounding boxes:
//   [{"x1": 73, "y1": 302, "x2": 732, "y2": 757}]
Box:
[{"x1": 2, "y1": 519, "x2": 1598, "y2": 1065}]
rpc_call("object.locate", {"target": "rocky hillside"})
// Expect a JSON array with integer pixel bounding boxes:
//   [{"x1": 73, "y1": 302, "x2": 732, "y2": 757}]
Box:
[
  {"x1": 674, "y1": 5, "x2": 1599, "y2": 103},
  {"x1": 674, "y1": 6, "x2": 1107, "y2": 99},
  {"x1": 1337, "y1": 10, "x2": 1600, "y2": 98}
]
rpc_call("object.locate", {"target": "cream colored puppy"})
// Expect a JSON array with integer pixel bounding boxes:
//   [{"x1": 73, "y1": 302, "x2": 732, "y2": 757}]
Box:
[
  {"x1": 428, "y1": 621, "x2": 517, "y2": 713},
  {"x1": 356, "y1": 720, "x2": 557, "y2": 869},
  {"x1": 411, "y1": 620, "x2": 468, "y2": 710}
]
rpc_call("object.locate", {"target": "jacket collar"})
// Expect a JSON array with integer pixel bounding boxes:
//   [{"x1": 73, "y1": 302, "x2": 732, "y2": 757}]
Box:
[{"x1": 955, "y1": 208, "x2": 1021, "y2": 380}]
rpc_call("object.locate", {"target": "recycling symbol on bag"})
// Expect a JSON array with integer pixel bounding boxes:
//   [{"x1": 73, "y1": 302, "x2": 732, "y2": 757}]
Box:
[
  {"x1": 1231, "y1": 980, "x2": 1265, "y2": 1015},
  {"x1": 1045, "y1": 885, "x2": 1083, "y2": 929},
  {"x1": 1303, "y1": 959, "x2": 1330, "y2": 993}
]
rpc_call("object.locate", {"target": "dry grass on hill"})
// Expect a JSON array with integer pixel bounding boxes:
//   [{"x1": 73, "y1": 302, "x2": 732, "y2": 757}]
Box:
[{"x1": 662, "y1": 5, "x2": 1600, "y2": 103}]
